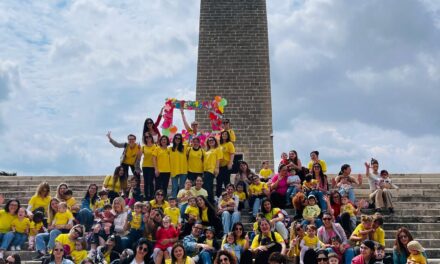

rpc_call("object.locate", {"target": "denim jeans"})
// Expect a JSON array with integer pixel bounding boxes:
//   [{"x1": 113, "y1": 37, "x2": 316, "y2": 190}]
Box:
[
  {"x1": 301, "y1": 218, "x2": 323, "y2": 229},
  {"x1": 286, "y1": 186, "x2": 299, "y2": 205},
  {"x1": 171, "y1": 174, "x2": 187, "y2": 198},
  {"x1": 77, "y1": 208, "x2": 94, "y2": 232},
  {"x1": 309, "y1": 190, "x2": 327, "y2": 212},
  {"x1": 12, "y1": 232, "x2": 28, "y2": 247},
  {"x1": 0, "y1": 231, "x2": 15, "y2": 250},
  {"x1": 249, "y1": 196, "x2": 262, "y2": 217},
  {"x1": 35, "y1": 230, "x2": 61, "y2": 252},
  {"x1": 339, "y1": 187, "x2": 356, "y2": 202},
  {"x1": 221, "y1": 211, "x2": 241, "y2": 233},
  {"x1": 273, "y1": 221, "x2": 289, "y2": 240},
  {"x1": 199, "y1": 249, "x2": 213, "y2": 264},
  {"x1": 203, "y1": 172, "x2": 215, "y2": 204},
  {"x1": 179, "y1": 203, "x2": 188, "y2": 219}
]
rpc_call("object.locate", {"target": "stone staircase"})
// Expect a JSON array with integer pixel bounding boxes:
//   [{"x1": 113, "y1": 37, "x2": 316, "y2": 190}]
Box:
[{"x1": 0, "y1": 174, "x2": 439, "y2": 263}]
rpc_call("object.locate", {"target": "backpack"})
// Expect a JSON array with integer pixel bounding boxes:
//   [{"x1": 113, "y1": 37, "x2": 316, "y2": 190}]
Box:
[{"x1": 258, "y1": 231, "x2": 276, "y2": 245}]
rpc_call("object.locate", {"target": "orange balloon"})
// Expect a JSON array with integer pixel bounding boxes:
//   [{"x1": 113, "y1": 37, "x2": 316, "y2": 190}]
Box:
[
  {"x1": 170, "y1": 126, "x2": 178, "y2": 133},
  {"x1": 215, "y1": 96, "x2": 222, "y2": 102}
]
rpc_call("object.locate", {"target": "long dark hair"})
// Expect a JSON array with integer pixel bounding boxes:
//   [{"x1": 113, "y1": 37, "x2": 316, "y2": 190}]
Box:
[
  {"x1": 142, "y1": 132, "x2": 154, "y2": 145},
  {"x1": 171, "y1": 133, "x2": 184, "y2": 152},
  {"x1": 232, "y1": 222, "x2": 246, "y2": 240},
  {"x1": 83, "y1": 184, "x2": 99, "y2": 206},
  {"x1": 159, "y1": 135, "x2": 170, "y2": 148},
  {"x1": 312, "y1": 163, "x2": 328, "y2": 190},
  {"x1": 143, "y1": 118, "x2": 159, "y2": 138},
  {"x1": 113, "y1": 166, "x2": 124, "y2": 189},
  {"x1": 394, "y1": 227, "x2": 413, "y2": 255},
  {"x1": 219, "y1": 130, "x2": 231, "y2": 144},
  {"x1": 289, "y1": 150, "x2": 299, "y2": 165},
  {"x1": 215, "y1": 250, "x2": 237, "y2": 264},
  {"x1": 339, "y1": 164, "x2": 350, "y2": 175},
  {"x1": 206, "y1": 136, "x2": 218, "y2": 150},
  {"x1": 4, "y1": 199, "x2": 20, "y2": 214},
  {"x1": 260, "y1": 198, "x2": 273, "y2": 214},
  {"x1": 170, "y1": 243, "x2": 187, "y2": 264}
]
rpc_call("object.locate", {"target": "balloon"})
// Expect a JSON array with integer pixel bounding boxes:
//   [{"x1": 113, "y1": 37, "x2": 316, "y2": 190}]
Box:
[
  {"x1": 220, "y1": 98, "x2": 228, "y2": 106},
  {"x1": 215, "y1": 96, "x2": 222, "y2": 102},
  {"x1": 162, "y1": 128, "x2": 170, "y2": 136},
  {"x1": 218, "y1": 106, "x2": 224, "y2": 113},
  {"x1": 170, "y1": 126, "x2": 178, "y2": 133},
  {"x1": 209, "y1": 112, "x2": 217, "y2": 120}
]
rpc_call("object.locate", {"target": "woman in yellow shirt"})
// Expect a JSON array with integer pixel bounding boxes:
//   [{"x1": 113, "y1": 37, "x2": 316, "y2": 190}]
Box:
[
  {"x1": 217, "y1": 131, "x2": 235, "y2": 198},
  {"x1": 27, "y1": 182, "x2": 51, "y2": 218},
  {"x1": 103, "y1": 166, "x2": 124, "y2": 201},
  {"x1": 153, "y1": 135, "x2": 171, "y2": 197},
  {"x1": 166, "y1": 242, "x2": 195, "y2": 264},
  {"x1": 0, "y1": 196, "x2": 20, "y2": 258},
  {"x1": 140, "y1": 132, "x2": 157, "y2": 200},
  {"x1": 34, "y1": 197, "x2": 61, "y2": 258},
  {"x1": 186, "y1": 137, "x2": 204, "y2": 182},
  {"x1": 169, "y1": 133, "x2": 188, "y2": 198},
  {"x1": 195, "y1": 196, "x2": 222, "y2": 238},
  {"x1": 203, "y1": 136, "x2": 222, "y2": 204}
]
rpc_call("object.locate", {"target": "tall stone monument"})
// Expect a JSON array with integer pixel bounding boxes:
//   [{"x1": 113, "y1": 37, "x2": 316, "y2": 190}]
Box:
[{"x1": 195, "y1": 0, "x2": 273, "y2": 171}]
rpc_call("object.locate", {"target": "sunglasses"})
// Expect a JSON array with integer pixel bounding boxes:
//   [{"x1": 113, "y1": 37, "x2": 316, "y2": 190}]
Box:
[
  {"x1": 74, "y1": 229, "x2": 83, "y2": 236},
  {"x1": 54, "y1": 248, "x2": 64, "y2": 252},
  {"x1": 156, "y1": 193, "x2": 164, "y2": 196},
  {"x1": 147, "y1": 122, "x2": 153, "y2": 124},
  {"x1": 193, "y1": 226, "x2": 203, "y2": 230},
  {"x1": 317, "y1": 257, "x2": 328, "y2": 262},
  {"x1": 235, "y1": 227, "x2": 243, "y2": 231},
  {"x1": 138, "y1": 246, "x2": 148, "y2": 252},
  {"x1": 323, "y1": 218, "x2": 332, "y2": 221}
]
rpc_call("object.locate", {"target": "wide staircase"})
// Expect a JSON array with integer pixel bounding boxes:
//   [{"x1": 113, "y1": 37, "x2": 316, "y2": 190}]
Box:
[{"x1": 0, "y1": 173, "x2": 439, "y2": 263}]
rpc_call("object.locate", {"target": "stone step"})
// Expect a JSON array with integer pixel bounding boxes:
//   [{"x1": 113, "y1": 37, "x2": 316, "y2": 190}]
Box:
[
  {"x1": 384, "y1": 230, "x2": 440, "y2": 239},
  {"x1": 385, "y1": 238, "x2": 440, "y2": 248},
  {"x1": 354, "y1": 189, "x2": 440, "y2": 196},
  {"x1": 383, "y1": 222, "x2": 440, "y2": 231}
]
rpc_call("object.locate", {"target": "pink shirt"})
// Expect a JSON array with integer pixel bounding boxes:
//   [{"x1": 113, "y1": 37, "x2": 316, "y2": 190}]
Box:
[{"x1": 271, "y1": 174, "x2": 288, "y2": 195}]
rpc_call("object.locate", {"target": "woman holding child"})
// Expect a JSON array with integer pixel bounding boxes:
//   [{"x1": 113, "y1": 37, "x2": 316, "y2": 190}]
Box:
[{"x1": 268, "y1": 164, "x2": 289, "y2": 209}]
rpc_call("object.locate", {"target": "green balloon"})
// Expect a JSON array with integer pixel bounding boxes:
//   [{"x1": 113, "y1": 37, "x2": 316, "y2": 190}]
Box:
[
  {"x1": 162, "y1": 128, "x2": 170, "y2": 136},
  {"x1": 220, "y1": 98, "x2": 228, "y2": 106}
]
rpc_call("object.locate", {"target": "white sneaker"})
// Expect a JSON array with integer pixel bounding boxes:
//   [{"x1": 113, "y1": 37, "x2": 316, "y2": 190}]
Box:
[
  {"x1": 10, "y1": 246, "x2": 16, "y2": 251},
  {"x1": 16, "y1": 245, "x2": 21, "y2": 251},
  {"x1": 0, "y1": 251, "x2": 4, "y2": 259}
]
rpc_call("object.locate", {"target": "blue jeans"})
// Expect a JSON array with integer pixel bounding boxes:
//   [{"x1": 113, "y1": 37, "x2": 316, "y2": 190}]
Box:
[
  {"x1": 203, "y1": 172, "x2": 215, "y2": 204},
  {"x1": 339, "y1": 187, "x2": 355, "y2": 202},
  {"x1": 0, "y1": 232, "x2": 15, "y2": 250},
  {"x1": 286, "y1": 186, "x2": 299, "y2": 205},
  {"x1": 221, "y1": 211, "x2": 240, "y2": 233},
  {"x1": 180, "y1": 203, "x2": 188, "y2": 219},
  {"x1": 35, "y1": 229, "x2": 62, "y2": 252},
  {"x1": 172, "y1": 174, "x2": 187, "y2": 198},
  {"x1": 309, "y1": 190, "x2": 327, "y2": 212},
  {"x1": 12, "y1": 232, "x2": 28, "y2": 247},
  {"x1": 199, "y1": 250, "x2": 213, "y2": 264},
  {"x1": 301, "y1": 218, "x2": 323, "y2": 229},
  {"x1": 250, "y1": 196, "x2": 262, "y2": 217},
  {"x1": 78, "y1": 208, "x2": 94, "y2": 232}
]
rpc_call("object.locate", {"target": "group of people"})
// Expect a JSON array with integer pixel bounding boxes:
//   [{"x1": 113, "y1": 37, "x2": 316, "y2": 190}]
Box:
[{"x1": 0, "y1": 109, "x2": 429, "y2": 264}]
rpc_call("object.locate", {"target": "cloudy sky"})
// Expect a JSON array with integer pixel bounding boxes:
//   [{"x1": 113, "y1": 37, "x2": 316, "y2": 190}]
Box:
[{"x1": 1, "y1": 0, "x2": 439, "y2": 176}]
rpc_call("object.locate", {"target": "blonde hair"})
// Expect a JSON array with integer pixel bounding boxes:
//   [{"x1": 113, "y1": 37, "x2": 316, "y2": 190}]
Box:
[
  {"x1": 112, "y1": 197, "x2": 126, "y2": 213},
  {"x1": 48, "y1": 197, "x2": 61, "y2": 224},
  {"x1": 36, "y1": 182, "x2": 50, "y2": 197},
  {"x1": 361, "y1": 215, "x2": 373, "y2": 223},
  {"x1": 58, "y1": 202, "x2": 68, "y2": 209}
]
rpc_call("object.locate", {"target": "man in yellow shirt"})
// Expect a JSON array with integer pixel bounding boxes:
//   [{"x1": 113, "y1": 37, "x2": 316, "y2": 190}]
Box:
[{"x1": 106, "y1": 131, "x2": 141, "y2": 193}]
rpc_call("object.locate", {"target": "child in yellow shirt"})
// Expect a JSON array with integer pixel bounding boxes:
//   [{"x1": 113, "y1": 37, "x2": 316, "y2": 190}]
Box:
[
  {"x1": 28, "y1": 211, "x2": 46, "y2": 250},
  {"x1": 127, "y1": 202, "x2": 144, "y2": 246},
  {"x1": 71, "y1": 240, "x2": 88, "y2": 264},
  {"x1": 218, "y1": 192, "x2": 235, "y2": 214},
  {"x1": 234, "y1": 182, "x2": 247, "y2": 211},
  {"x1": 340, "y1": 194, "x2": 360, "y2": 231},
  {"x1": 96, "y1": 190, "x2": 111, "y2": 210},
  {"x1": 299, "y1": 225, "x2": 322, "y2": 264},
  {"x1": 258, "y1": 161, "x2": 273, "y2": 182},
  {"x1": 164, "y1": 197, "x2": 181, "y2": 227},
  {"x1": 52, "y1": 202, "x2": 74, "y2": 233},
  {"x1": 407, "y1": 241, "x2": 427, "y2": 264},
  {"x1": 184, "y1": 197, "x2": 199, "y2": 222},
  {"x1": 350, "y1": 215, "x2": 373, "y2": 245},
  {"x1": 10, "y1": 207, "x2": 31, "y2": 251},
  {"x1": 64, "y1": 190, "x2": 79, "y2": 213}
]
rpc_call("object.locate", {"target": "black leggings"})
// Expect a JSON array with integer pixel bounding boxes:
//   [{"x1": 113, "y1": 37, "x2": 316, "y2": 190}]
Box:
[{"x1": 143, "y1": 167, "x2": 155, "y2": 200}]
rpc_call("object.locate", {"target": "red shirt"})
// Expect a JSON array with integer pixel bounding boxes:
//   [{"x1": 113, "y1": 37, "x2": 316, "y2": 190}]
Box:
[{"x1": 154, "y1": 226, "x2": 178, "y2": 250}]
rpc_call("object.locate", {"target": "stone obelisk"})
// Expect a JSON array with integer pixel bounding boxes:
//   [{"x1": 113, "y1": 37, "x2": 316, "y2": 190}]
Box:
[{"x1": 195, "y1": 0, "x2": 273, "y2": 171}]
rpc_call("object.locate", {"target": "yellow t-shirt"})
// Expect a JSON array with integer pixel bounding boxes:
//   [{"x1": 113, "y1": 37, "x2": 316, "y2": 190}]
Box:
[
  {"x1": 149, "y1": 200, "x2": 170, "y2": 210},
  {"x1": 219, "y1": 198, "x2": 234, "y2": 209},
  {"x1": 408, "y1": 253, "x2": 427, "y2": 264},
  {"x1": 234, "y1": 191, "x2": 246, "y2": 202},
  {"x1": 204, "y1": 147, "x2": 222, "y2": 174},
  {"x1": 55, "y1": 234, "x2": 76, "y2": 254},
  {"x1": 187, "y1": 147, "x2": 204, "y2": 173},
  {"x1": 223, "y1": 129, "x2": 236, "y2": 143},
  {"x1": 307, "y1": 160, "x2": 327, "y2": 173},
  {"x1": 66, "y1": 197, "x2": 78, "y2": 212},
  {"x1": 129, "y1": 212, "x2": 143, "y2": 230},
  {"x1": 0, "y1": 210, "x2": 17, "y2": 233},
  {"x1": 341, "y1": 203, "x2": 356, "y2": 217},
  {"x1": 302, "y1": 235, "x2": 321, "y2": 248},
  {"x1": 164, "y1": 207, "x2": 180, "y2": 225},
  {"x1": 169, "y1": 146, "x2": 188, "y2": 177},
  {"x1": 205, "y1": 238, "x2": 214, "y2": 247},
  {"x1": 251, "y1": 232, "x2": 284, "y2": 249},
  {"x1": 253, "y1": 221, "x2": 259, "y2": 233},
  {"x1": 71, "y1": 250, "x2": 88, "y2": 264},
  {"x1": 28, "y1": 195, "x2": 52, "y2": 214},
  {"x1": 201, "y1": 208, "x2": 208, "y2": 222},
  {"x1": 96, "y1": 198, "x2": 111, "y2": 210},
  {"x1": 264, "y1": 208, "x2": 281, "y2": 220},
  {"x1": 249, "y1": 182, "x2": 268, "y2": 196},
  {"x1": 11, "y1": 217, "x2": 31, "y2": 233},
  {"x1": 185, "y1": 205, "x2": 199, "y2": 219},
  {"x1": 352, "y1": 223, "x2": 369, "y2": 241},
  {"x1": 177, "y1": 189, "x2": 193, "y2": 205},
  {"x1": 259, "y1": 168, "x2": 273, "y2": 179},
  {"x1": 190, "y1": 187, "x2": 208, "y2": 198},
  {"x1": 30, "y1": 221, "x2": 44, "y2": 236},
  {"x1": 371, "y1": 227, "x2": 385, "y2": 246},
  {"x1": 123, "y1": 144, "x2": 141, "y2": 165},
  {"x1": 103, "y1": 175, "x2": 121, "y2": 193},
  {"x1": 153, "y1": 147, "x2": 171, "y2": 173},
  {"x1": 165, "y1": 256, "x2": 192, "y2": 264},
  {"x1": 53, "y1": 210, "x2": 74, "y2": 226},
  {"x1": 220, "y1": 142, "x2": 235, "y2": 167},
  {"x1": 142, "y1": 145, "x2": 157, "y2": 168},
  {"x1": 221, "y1": 237, "x2": 247, "y2": 248}
]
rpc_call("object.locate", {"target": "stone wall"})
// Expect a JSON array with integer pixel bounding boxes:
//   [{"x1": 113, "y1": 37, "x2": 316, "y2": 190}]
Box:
[{"x1": 195, "y1": 0, "x2": 274, "y2": 171}]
